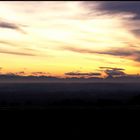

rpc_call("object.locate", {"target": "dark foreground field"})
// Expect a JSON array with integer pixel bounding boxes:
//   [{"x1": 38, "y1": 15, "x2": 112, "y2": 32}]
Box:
[
  {"x1": 1, "y1": 82, "x2": 140, "y2": 138},
  {"x1": 0, "y1": 82, "x2": 140, "y2": 110}
]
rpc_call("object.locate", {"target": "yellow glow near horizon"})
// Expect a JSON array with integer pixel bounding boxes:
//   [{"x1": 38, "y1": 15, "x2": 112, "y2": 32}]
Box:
[{"x1": 0, "y1": 1, "x2": 140, "y2": 77}]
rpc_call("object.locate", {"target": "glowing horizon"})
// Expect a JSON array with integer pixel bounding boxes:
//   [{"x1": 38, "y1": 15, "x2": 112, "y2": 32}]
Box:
[{"x1": 0, "y1": 1, "x2": 140, "y2": 78}]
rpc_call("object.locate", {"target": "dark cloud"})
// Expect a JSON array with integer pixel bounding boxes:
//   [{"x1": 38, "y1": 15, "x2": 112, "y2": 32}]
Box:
[
  {"x1": 98, "y1": 1, "x2": 140, "y2": 20},
  {"x1": 97, "y1": 49, "x2": 133, "y2": 56},
  {"x1": 0, "y1": 20, "x2": 26, "y2": 34},
  {"x1": 97, "y1": 49, "x2": 140, "y2": 63},
  {"x1": 63, "y1": 46, "x2": 133, "y2": 56},
  {"x1": 65, "y1": 72, "x2": 101, "y2": 76},
  {"x1": 0, "y1": 21, "x2": 19, "y2": 29},
  {"x1": 0, "y1": 49, "x2": 36, "y2": 56},
  {"x1": 99, "y1": 66, "x2": 126, "y2": 77},
  {"x1": 86, "y1": 2, "x2": 140, "y2": 38},
  {"x1": 105, "y1": 69, "x2": 126, "y2": 76},
  {"x1": 63, "y1": 46, "x2": 140, "y2": 63}
]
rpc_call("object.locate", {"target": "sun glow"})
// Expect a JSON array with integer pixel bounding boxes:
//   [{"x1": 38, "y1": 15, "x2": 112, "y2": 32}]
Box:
[{"x1": 0, "y1": 1, "x2": 140, "y2": 77}]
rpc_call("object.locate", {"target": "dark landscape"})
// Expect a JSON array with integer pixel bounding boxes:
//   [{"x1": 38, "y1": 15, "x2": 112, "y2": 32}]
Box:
[
  {"x1": 1, "y1": 1, "x2": 140, "y2": 137},
  {"x1": 0, "y1": 81, "x2": 140, "y2": 110}
]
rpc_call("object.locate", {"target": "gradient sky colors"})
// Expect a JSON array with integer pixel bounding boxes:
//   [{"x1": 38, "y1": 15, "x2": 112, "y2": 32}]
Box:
[{"x1": 0, "y1": 1, "x2": 140, "y2": 77}]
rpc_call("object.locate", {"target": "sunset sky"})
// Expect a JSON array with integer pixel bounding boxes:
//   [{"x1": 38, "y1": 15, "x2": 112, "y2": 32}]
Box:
[{"x1": 0, "y1": 1, "x2": 140, "y2": 78}]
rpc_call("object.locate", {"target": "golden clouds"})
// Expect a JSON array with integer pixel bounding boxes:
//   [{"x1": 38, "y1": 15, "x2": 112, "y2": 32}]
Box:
[{"x1": 0, "y1": 1, "x2": 140, "y2": 76}]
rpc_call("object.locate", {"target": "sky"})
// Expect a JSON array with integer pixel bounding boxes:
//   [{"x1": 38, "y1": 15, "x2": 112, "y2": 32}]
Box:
[{"x1": 0, "y1": 1, "x2": 140, "y2": 78}]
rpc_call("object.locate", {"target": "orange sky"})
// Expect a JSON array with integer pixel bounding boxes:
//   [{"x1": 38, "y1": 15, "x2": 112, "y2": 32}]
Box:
[{"x1": 0, "y1": 1, "x2": 140, "y2": 77}]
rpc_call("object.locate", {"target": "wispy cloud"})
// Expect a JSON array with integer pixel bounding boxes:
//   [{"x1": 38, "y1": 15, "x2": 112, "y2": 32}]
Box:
[
  {"x1": 62, "y1": 46, "x2": 140, "y2": 63},
  {"x1": 0, "y1": 20, "x2": 26, "y2": 34},
  {"x1": 96, "y1": 49, "x2": 140, "y2": 63},
  {"x1": 0, "y1": 40, "x2": 20, "y2": 47},
  {"x1": 0, "y1": 49, "x2": 36, "y2": 56}
]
